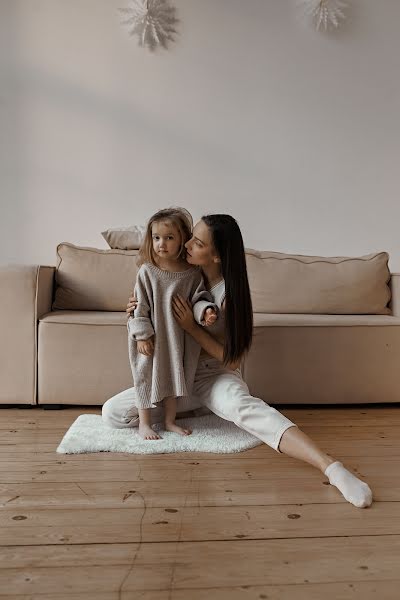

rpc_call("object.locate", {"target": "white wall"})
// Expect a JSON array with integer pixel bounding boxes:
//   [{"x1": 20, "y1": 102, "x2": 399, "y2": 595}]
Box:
[{"x1": 1, "y1": 0, "x2": 399, "y2": 268}]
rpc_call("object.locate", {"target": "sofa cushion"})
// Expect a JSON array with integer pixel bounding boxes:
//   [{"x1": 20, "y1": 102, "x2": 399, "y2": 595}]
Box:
[
  {"x1": 246, "y1": 250, "x2": 391, "y2": 315},
  {"x1": 252, "y1": 312, "x2": 400, "y2": 327},
  {"x1": 52, "y1": 243, "x2": 392, "y2": 314},
  {"x1": 41, "y1": 310, "x2": 127, "y2": 325},
  {"x1": 52, "y1": 243, "x2": 139, "y2": 311},
  {"x1": 243, "y1": 318, "x2": 400, "y2": 404},
  {"x1": 38, "y1": 312, "x2": 132, "y2": 405},
  {"x1": 41, "y1": 310, "x2": 400, "y2": 328},
  {"x1": 101, "y1": 225, "x2": 145, "y2": 250}
]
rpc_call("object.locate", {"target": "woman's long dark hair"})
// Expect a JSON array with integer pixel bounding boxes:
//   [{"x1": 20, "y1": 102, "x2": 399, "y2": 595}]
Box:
[{"x1": 202, "y1": 214, "x2": 253, "y2": 365}]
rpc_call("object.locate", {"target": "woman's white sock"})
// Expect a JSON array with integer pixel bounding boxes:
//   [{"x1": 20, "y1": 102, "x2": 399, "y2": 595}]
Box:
[{"x1": 324, "y1": 461, "x2": 373, "y2": 508}]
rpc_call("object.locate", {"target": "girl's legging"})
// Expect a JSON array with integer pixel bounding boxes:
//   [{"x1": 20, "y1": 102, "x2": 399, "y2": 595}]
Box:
[{"x1": 102, "y1": 357, "x2": 297, "y2": 453}]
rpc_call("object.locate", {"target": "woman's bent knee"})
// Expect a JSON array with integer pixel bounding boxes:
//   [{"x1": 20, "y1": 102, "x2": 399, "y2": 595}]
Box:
[
  {"x1": 102, "y1": 397, "x2": 120, "y2": 428},
  {"x1": 102, "y1": 393, "x2": 138, "y2": 429}
]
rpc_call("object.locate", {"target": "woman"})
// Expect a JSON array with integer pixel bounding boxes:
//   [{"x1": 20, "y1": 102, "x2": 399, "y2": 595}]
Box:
[{"x1": 102, "y1": 214, "x2": 372, "y2": 508}]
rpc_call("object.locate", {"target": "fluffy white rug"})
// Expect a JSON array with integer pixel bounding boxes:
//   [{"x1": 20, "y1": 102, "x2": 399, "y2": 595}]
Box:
[{"x1": 56, "y1": 414, "x2": 262, "y2": 455}]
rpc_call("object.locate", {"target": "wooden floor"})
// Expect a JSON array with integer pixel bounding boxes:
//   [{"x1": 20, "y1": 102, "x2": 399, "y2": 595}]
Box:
[{"x1": 0, "y1": 405, "x2": 400, "y2": 599}]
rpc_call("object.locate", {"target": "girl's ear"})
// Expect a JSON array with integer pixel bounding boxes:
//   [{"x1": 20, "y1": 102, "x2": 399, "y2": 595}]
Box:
[{"x1": 213, "y1": 256, "x2": 221, "y2": 264}]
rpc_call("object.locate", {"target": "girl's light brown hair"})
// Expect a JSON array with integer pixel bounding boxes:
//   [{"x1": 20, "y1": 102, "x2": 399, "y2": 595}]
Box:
[{"x1": 137, "y1": 207, "x2": 193, "y2": 267}]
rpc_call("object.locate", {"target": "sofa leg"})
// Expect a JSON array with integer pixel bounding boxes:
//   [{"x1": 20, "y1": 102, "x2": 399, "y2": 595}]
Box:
[{"x1": 42, "y1": 404, "x2": 63, "y2": 410}]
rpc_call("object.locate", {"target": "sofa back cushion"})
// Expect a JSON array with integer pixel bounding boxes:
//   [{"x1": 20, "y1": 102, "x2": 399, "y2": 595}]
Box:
[
  {"x1": 246, "y1": 250, "x2": 391, "y2": 315},
  {"x1": 53, "y1": 243, "x2": 139, "y2": 311},
  {"x1": 53, "y1": 243, "x2": 391, "y2": 315}
]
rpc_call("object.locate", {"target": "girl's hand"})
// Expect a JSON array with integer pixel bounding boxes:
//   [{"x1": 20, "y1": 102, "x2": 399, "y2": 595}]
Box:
[
  {"x1": 126, "y1": 295, "x2": 138, "y2": 317},
  {"x1": 172, "y1": 295, "x2": 196, "y2": 333},
  {"x1": 137, "y1": 338, "x2": 154, "y2": 356}
]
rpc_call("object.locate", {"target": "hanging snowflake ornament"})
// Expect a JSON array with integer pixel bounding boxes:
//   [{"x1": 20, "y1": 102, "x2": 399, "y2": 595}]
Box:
[
  {"x1": 298, "y1": 0, "x2": 348, "y2": 31},
  {"x1": 119, "y1": 0, "x2": 179, "y2": 51}
]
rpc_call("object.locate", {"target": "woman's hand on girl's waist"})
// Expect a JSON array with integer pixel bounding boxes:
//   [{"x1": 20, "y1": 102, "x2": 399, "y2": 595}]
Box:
[
  {"x1": 172, "y1": 294, "x2": 196, "y2": 333},
  {"x1": 126, "y1": 295, "x2": 138, "y2": 317}
]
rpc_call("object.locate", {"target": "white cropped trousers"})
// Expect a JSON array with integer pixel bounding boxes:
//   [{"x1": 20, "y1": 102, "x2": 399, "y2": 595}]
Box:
[{"x1": 102, "y1": 357, "x2": 297, "y2": 453}]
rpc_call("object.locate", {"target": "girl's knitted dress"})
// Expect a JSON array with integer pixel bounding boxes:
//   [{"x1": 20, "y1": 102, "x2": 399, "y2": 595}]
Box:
[{"x1": 127, "y1": 263, "x2": 216, "y2": 409}]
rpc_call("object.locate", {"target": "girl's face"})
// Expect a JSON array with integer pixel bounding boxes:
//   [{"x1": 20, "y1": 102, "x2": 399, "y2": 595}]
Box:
[
  {"x1": 185, "y1": 220, "x2": 220, "y2": 267},
  {"x1": 152, "y1": 220, "x2": 182, "y2": 261}
]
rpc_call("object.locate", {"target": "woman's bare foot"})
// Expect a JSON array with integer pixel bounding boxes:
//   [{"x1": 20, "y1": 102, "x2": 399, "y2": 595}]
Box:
[
  {"x1": 165, "y1": 422, "x2": 192, "y2": 436},
  {"x1": 138, "y1": 423, "x2": 162, "y2": 440}
]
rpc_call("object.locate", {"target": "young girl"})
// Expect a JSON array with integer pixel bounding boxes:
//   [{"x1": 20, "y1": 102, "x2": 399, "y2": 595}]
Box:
[{"x1": 128, "y1": 207, "x2": 217, "y2": 440}]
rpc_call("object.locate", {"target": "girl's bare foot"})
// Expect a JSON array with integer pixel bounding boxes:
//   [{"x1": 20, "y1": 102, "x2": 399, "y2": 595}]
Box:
[
  {"x1": 165, "y1": 422, "x2": 192, "y2": 436},
  {"x1": 138, "y1": 423, "x2": 162, "y2": 440}
]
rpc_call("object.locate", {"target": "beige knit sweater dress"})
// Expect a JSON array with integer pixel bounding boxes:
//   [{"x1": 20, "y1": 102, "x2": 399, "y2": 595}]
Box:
[{"x1": 127, "y1": 263, "x2": 216, "y2": 409}]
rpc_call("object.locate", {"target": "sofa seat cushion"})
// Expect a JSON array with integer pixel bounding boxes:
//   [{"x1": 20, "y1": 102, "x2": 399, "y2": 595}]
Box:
[
  {"x1": 40, "y1": 310, "x2": 400, "y2": 329},
  {"x1": 40, "y1": 310, "x2": 126, "y2": 326},
  {"x1": 38, "y1": 311, "x2": 400, "y2": 406},
  {"x1": 38, "y1": 311, "x2": 131, "y2": 405},
  {"x1": 244, "y1": 316, "x2": 400, "y2": 404},
  {"x1": 253, "y1": 313, "x2": 400, "y2": 327}
]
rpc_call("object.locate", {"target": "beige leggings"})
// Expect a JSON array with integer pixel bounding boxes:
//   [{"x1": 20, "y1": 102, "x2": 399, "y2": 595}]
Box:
[{"x1": 102, "y1": 357, "x2": 297, "y2": 453}]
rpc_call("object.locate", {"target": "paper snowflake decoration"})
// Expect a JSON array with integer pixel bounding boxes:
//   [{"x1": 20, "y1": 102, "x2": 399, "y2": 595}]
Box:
[
  {"x1": 119, "y1": 0, "x2": 179, "y2": 51},
  {"x1": 298, "y1": 0, "x2": 348, "y2": 31}
]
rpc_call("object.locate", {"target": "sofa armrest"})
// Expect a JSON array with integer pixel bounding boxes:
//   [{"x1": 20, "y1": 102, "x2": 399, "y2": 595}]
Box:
[
  {"x1": 37, "y1": 265, "x2": 56, "y2": 318},
  {"x1": 0, "y1": 265, "x2": 55, "y2": 404},
  {"x1": 389, "y1": 273, "x2": 400, "y2": 317}
]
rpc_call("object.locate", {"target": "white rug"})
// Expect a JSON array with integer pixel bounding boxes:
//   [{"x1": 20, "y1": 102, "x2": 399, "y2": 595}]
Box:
[{"x1": 56, "y1": 414, "x2": 262, "y2": 455}]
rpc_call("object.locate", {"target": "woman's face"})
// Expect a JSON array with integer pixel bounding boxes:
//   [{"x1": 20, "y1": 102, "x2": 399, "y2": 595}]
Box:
[{"x1": 185, "y1": 220, "x2": 220, "y2": 267}]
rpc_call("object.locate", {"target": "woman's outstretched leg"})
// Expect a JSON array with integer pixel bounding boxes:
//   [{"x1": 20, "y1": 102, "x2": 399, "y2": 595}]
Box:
[
  {"x1": 277, "y1": 425, "x2": 335, "y2": 471},
  {"x1": 278, "y1": 426, "x2": 372, "y2": 508},
  {"x1": 196, "y1": 363, "x2": 372, "y2": 509}
]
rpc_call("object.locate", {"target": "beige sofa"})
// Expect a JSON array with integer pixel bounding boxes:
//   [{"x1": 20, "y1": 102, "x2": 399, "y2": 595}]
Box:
[{"x1": 1, "y1": 243, "x2": 400, "y2": 407}]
